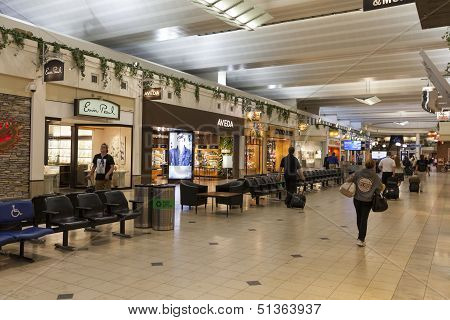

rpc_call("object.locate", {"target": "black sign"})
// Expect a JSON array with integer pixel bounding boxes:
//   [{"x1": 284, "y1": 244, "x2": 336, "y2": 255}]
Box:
[
  {"x1": 143, "y1": 88, "x2": 162, "y2": 100},
  {"x1": 274, "y1": 128, "x2": 294, "y2": 137},
  {"x1": 363, "y1": 0, "x2": 415, "y2": 11},
  {"x1": 44, "y1": 59, "x2": 64, "y2": 82}
]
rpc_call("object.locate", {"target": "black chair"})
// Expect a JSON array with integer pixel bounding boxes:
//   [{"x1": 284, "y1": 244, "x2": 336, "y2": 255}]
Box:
[
  {"x1": 77, "y1": 193, "x2": 119, "y2": 232},
  {"x1": 95, "y1": 190, "x2": 108, "y2": 207},
  {"x1": 0, "y1": 200, "x2": 54, "y2": 262},
  {"x1": 31, "y1": 193, "x2": 60, "y2": 226},
  {"x1": 44, "y1": 195, "x2": 91, "y2": 251},
  {"x1": 65, "y1": 192, "x2": 84, "y2": 218},
  {"x1": 246, "y1": 177, "x2": 268, "y2": 205},
  {"x1": 215, "y1": 180, "x2": 245, "y2": 212},
  {"x1": 104, "y1": 191, "x2": 143, "y2": 238},
  {"x1": 180, "y1": 181, "x2": 208, "y2": 214}
]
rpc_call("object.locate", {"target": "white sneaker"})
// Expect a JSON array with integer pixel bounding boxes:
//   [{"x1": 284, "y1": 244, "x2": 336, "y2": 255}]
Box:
[{"x1": 356, "y1": 240, "x2": 366, "y2": 247}]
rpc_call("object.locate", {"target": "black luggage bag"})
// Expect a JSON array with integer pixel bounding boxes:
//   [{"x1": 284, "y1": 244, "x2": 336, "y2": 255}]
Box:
[
  {"x1": 289, "y1": 191, "x2": 306, "y2": 209},
  {"x1": 409, "y1": 176, "x2": 420, "y2": 193}
]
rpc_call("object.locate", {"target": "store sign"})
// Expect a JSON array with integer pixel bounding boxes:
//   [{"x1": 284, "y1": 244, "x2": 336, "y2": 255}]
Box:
[
  {"x1": 363, "y1": 0, "x2": 415, "y2": 11},
  {"x1": 143, "y1": 88, "x2": 162, "y2": 100},
  {"x1": 217, "y1": 119, "x2": 234, "y2": 128},
  {"x1": 274, "y1": 128, "x2": 294, "y2": 137},
  {"x1": 44, "y1": 59, "x2": 64, "y2": 82},
  {"x1": 74, "y1": 99, "x2": 120, "y2": 120},
  {"x1": 436, "y1": 111, "x2": 450, "y2": 121}
]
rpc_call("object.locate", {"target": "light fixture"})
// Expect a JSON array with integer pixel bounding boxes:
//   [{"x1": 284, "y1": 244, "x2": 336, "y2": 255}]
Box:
[
  {"x1": 402, "y1": 144, "x2": 407, "y2": 148},
  {"x1": 394, "y1": 121, "x2": 409, "y2": 126},
  {"x1": 382, "y1": 144, "x2": 387, "y2": 148},
  {"x1": 191, "y1": 0, "x2": 273, "y2": 30},
  {"x1": 354, "y1": 96, "x2": 382, "y2": 106},
  {"x1": 395, "y1": 142, "x2": 401, "y2": 147}
]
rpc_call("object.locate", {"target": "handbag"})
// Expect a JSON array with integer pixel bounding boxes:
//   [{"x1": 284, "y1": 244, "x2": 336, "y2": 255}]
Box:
[
  {"x1": 339, "y1": 182, "x2": 356, "y2": 198},
  {"x1": 372, "y1": 192, "x2": 388, "y2": 212}
]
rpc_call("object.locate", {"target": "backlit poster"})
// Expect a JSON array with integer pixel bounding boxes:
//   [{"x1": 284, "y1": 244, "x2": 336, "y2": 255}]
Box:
[{"x1": 168, "y1": 131, "x2": 193, "y2": 180}]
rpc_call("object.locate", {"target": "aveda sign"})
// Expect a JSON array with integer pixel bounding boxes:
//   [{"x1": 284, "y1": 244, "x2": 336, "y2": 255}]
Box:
[
  {"x1": 363, "y1": 0, "x2": 415, "y2": 11},
  {"x1": 217, "y1": 119, "x2": 234, "y2": 128}
]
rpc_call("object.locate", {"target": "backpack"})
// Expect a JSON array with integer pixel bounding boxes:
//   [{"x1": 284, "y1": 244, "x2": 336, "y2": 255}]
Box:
[{"x1": 417, "y1": 160, "x2": 428, "y2": 172}]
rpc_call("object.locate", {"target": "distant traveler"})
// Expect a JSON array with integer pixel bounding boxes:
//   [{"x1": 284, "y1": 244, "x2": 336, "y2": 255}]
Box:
[
  {"x1": 323, "y1": 155, "x2": 329, "y2": 170},
  {"x1": 346, "y1": 159, "x2": 384, "y2": 247},
  {"x1": 393, "y1": 155, "x2": 405, "y2": 185},
  {"x1": 279, "y1": 147, "x2": 304, "y2": 208},
  {"x1": 87, "y1": 143, "x2": 115, "y2": 190},
  {"x1": 328, "y1": 152, "x2": 339, "y2": 169},
  {"x1": 378, "y1": 152, "x2": 395, "y2": 185},
  {"x1": 415, "y1": 155, "x2": 429, "y2": 192}
]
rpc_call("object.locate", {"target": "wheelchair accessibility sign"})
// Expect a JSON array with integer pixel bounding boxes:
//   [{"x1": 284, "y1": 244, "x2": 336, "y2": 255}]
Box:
[
  {"x1": 152, "y1": 199, "x2": 174, "y2": 209},
  {"x1": 10, "y1": 205, "x2": 23, "y2": 218}
]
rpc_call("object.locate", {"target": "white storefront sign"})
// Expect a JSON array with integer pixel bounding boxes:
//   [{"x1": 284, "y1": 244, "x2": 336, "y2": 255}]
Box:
[
  {"x1": 217, "y1": 119, "x2": 234, "y2": 128},
  {"x1": 74, "y1": 99, "x2": 120, "y2": 120}
]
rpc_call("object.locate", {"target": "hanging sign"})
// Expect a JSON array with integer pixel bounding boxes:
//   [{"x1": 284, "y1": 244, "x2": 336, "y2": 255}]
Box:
[
  {"x1": 74, "y1": 99, "x2": 120, "y2": 120},
  {"x1": 363, "y1": 0, "x2": 415, "y2": 11},
  {"x1": 436, "y1": 111, "x2": 450, "y2": 121},
  {"x1": 44, "y1": 59, "x2": 64, "y2": 82},
  {"x1": 143, "y1": 88, "x2": 162, "y2": 100}
]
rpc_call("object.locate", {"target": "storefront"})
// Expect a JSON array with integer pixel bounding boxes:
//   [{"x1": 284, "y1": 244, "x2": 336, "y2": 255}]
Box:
[
  {"x1": 244, "y1": 119, "x2": 265, "y2": 176},
  {"x1": 142, "y1": 100, "x2": 244, "y2": 183},
  {"x1": 44, "y1": 98, "x2": 134, "y2": 191},
  {"x1": 296, "y1": 141, "x2": 325, "y2": 168},
  {"x1": 327, "y1": 129, "x2": 341, "y2": 159},
  {"x1": 266, "y1": 126, "x2": 293, "y2": 172}
]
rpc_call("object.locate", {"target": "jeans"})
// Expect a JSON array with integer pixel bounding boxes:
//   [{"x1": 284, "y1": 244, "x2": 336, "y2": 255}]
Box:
[
  {"x1": 417, "y1": 172, "x2": 427, "y2": 191},
  {"x1": 353, "y1": 198, "x2": 372, "y2": 242},
  {"x1": 285, "y1": 177, "x2": 297, "y2": 207},
  {"x1": 381, "y1": 172, "x2": 393, "y2": 185}
]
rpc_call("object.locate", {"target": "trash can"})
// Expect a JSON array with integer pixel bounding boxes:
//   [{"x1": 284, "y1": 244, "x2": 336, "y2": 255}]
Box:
[
  {"x1": 134, "y1": 184, "x2": 152, "y2": 228},
  {"x1": 152, "y1": 184, "x2": 176, "y2": 231}
]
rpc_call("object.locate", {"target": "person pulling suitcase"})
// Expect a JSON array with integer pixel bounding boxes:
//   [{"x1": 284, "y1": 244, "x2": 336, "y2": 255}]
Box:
[{"x1": 279, "y1": 147, "x2": 305, "y2": 208}]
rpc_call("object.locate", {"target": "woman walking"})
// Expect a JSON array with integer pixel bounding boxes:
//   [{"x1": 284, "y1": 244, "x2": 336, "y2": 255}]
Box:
[
  {"x1": 346, "y1": 159, "x2": 384, "y2": 247},
  {"x1": 393, "y1": 155, "x2": 405, "y2": 186}
]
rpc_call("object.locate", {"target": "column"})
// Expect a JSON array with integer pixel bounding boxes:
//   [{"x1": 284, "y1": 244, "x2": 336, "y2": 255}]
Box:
[
  {"x1": 132, "y1": 93, "x2": 143, "y2": 185},
  {"x1": 233, "y1": 134, "x2": 240, "y2": 178},
  {"x1": 416, "y1": 133, "x2": 421, "y2": 158},
  {"x1": 29, "y1": 80, "x2": 46, "y2": 197}
]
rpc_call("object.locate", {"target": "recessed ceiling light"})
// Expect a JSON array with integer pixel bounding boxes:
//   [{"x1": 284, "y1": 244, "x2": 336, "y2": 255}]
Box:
[
  {"x1": 192, "y1": 0, "x2": 272, "y2": 30},
  {"x1": 354, "y1": 96, "x2": 381, "y2": 106}
]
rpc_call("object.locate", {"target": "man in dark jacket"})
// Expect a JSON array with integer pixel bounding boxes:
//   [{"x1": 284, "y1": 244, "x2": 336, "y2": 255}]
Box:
[{"x1": 279, "y1": 147, "x2": 304, "y2": 207}]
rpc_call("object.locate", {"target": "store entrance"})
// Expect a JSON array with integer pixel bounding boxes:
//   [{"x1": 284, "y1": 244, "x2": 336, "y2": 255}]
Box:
[
  {"x1": 45, "y1": 120, "x2": 132, "y2": 191},
  {"x1": 266, "y1": 138, "x2": 290, "y2": 173},
  {"x1": 75, "y1": 125, "x2": 132, "y2": 189},
  {"x1": 245, "y1": 137, "x2": 262, "y2": 175}
]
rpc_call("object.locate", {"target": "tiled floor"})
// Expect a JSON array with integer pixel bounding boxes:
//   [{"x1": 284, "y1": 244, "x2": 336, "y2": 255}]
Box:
[{"x1": 0, "y1": 173, "x2": 449, "y2": 300}]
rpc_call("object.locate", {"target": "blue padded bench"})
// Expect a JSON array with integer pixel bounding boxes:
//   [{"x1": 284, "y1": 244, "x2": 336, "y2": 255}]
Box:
[{"x1": 0, "y1": 200, "x2": 54, "y2": 262}]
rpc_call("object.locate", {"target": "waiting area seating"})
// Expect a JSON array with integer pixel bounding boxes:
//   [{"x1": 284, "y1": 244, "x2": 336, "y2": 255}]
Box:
[
  {"x1": 0, "y1": 200, "x2": 54, "y2": 262},
  {"x1": 242, "y1": 174, "x2": 286, "y2": 205},
  {"x1": 302, "y1": 169, "x2": 343, "y2": 190},
  {"x1": 215, "y1": 180, "x2": 245, "y2": 210},
  {"x1": 180, "y1": 181, "x2": 208, "y2": 213}
]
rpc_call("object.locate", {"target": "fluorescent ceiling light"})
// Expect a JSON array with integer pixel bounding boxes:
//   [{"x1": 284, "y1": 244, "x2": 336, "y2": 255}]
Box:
[
  {"x1": 192, "y1": 0, "x2": 272, "y2": 30},
  {"x1": 394, "y1": 121, "x2": 409, "y2": 126},
  {"x1": 354, "y1": 96, "x2": 382, "y2": 106}
]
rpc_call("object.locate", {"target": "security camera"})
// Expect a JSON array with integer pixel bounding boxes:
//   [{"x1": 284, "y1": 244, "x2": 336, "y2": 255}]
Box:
[{"x1": 29, "y1": 83, "x2": 37, "y2": 92}]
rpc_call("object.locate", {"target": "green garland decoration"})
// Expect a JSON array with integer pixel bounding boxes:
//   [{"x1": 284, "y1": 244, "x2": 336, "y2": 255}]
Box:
[
  {"x1": 99, "y1": 57, "x2": 109, "y2": 88},
  {"x1": 172, "y1": 77, "x2": 187, "y2": 98},
  {"x1": 114, "y1": 61, "x2": 126, "y2": 82},
  {"x1": 194, "y1": 84, "x2": 200, "y2": 102},
  {"x1": 0, "y1": 28, "x2": 8, "y2": 52},
  {"x1": 0, "y1": 25, "x2": 365, "y2": 127},
  {"x1": 71, "y1": 48, "x2": 86, "y2": 77}
]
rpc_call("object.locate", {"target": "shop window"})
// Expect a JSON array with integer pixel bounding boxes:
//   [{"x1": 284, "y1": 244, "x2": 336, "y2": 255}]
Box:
[
  {"x1": 120, "y1": 81, "x2": 128, "y2": 90},
  {"x1": 91, "y1": 74, "x2": 98, "y2": 84}
]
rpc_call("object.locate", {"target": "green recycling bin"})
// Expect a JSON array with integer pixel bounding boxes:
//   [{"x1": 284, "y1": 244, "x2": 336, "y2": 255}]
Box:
[{"x1": 151, "y1": 184, "x2": 176, "y2": 231}]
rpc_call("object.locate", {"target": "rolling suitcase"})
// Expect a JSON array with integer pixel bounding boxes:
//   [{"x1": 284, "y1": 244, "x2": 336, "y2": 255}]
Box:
[
  {"x1": 289, "y1": 191, "x2": 306, "y2": 209},
  {"x1": 409, "y1": 175, "x2": 420, "y2": 193},
  {"x1": 384, "y1": 177, "x2": 399, "y2": 200}
]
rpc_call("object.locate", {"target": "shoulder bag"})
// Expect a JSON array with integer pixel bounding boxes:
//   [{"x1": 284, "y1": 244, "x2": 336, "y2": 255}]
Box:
[
  {"x1": 339, "y1": 182, "x2": 356, "y2": 198},
  {"x1": 372, "y1": 192, "x2": 388, "y2": 212}
]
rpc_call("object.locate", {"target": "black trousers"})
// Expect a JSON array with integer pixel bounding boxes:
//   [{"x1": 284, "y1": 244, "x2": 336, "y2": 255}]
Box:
[
  {"x1": 285, "y1": 178, "x2": 297, "y2": 206},
  {"x1": 353, "y1": 198, "x2": 372, "y2": 242},
  {"x1": 381, "y1": 172, "x2": 393, "y2": 185}
]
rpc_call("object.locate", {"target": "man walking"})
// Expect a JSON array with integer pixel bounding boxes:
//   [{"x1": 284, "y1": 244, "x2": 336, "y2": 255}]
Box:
[
  {"x1": 415, "y1": 154, "x2": 430, "y2": 192},
  {"x1": 87, "y1": 143, "x2": 115, "y2": 190},
  {"x1": 279, "y1": 147, "x2": 304, "y2": 208},
  {"x1": 328, "y1": 152, "x2": 339, "y2": 169},
  {"x1": 378, "y1": 152, "x2": 395, "y2": 185}
]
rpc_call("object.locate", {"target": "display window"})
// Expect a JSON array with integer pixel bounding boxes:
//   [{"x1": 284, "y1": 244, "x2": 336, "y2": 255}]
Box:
[
  {"x1": 45, "y1": 120, "x2": 133, "y2": 189},
  {"x1": 266, "y1": 138, "x2": 290, "y2": 172},
  {"x1": 245, "y1": 136, "x2": 262, "y2": 175}
]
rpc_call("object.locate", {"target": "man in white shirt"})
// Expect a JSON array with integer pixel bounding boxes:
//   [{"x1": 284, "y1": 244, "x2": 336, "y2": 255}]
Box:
[{"x1": 378, "y1": 152, "x2": 396, "y2": 185}]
